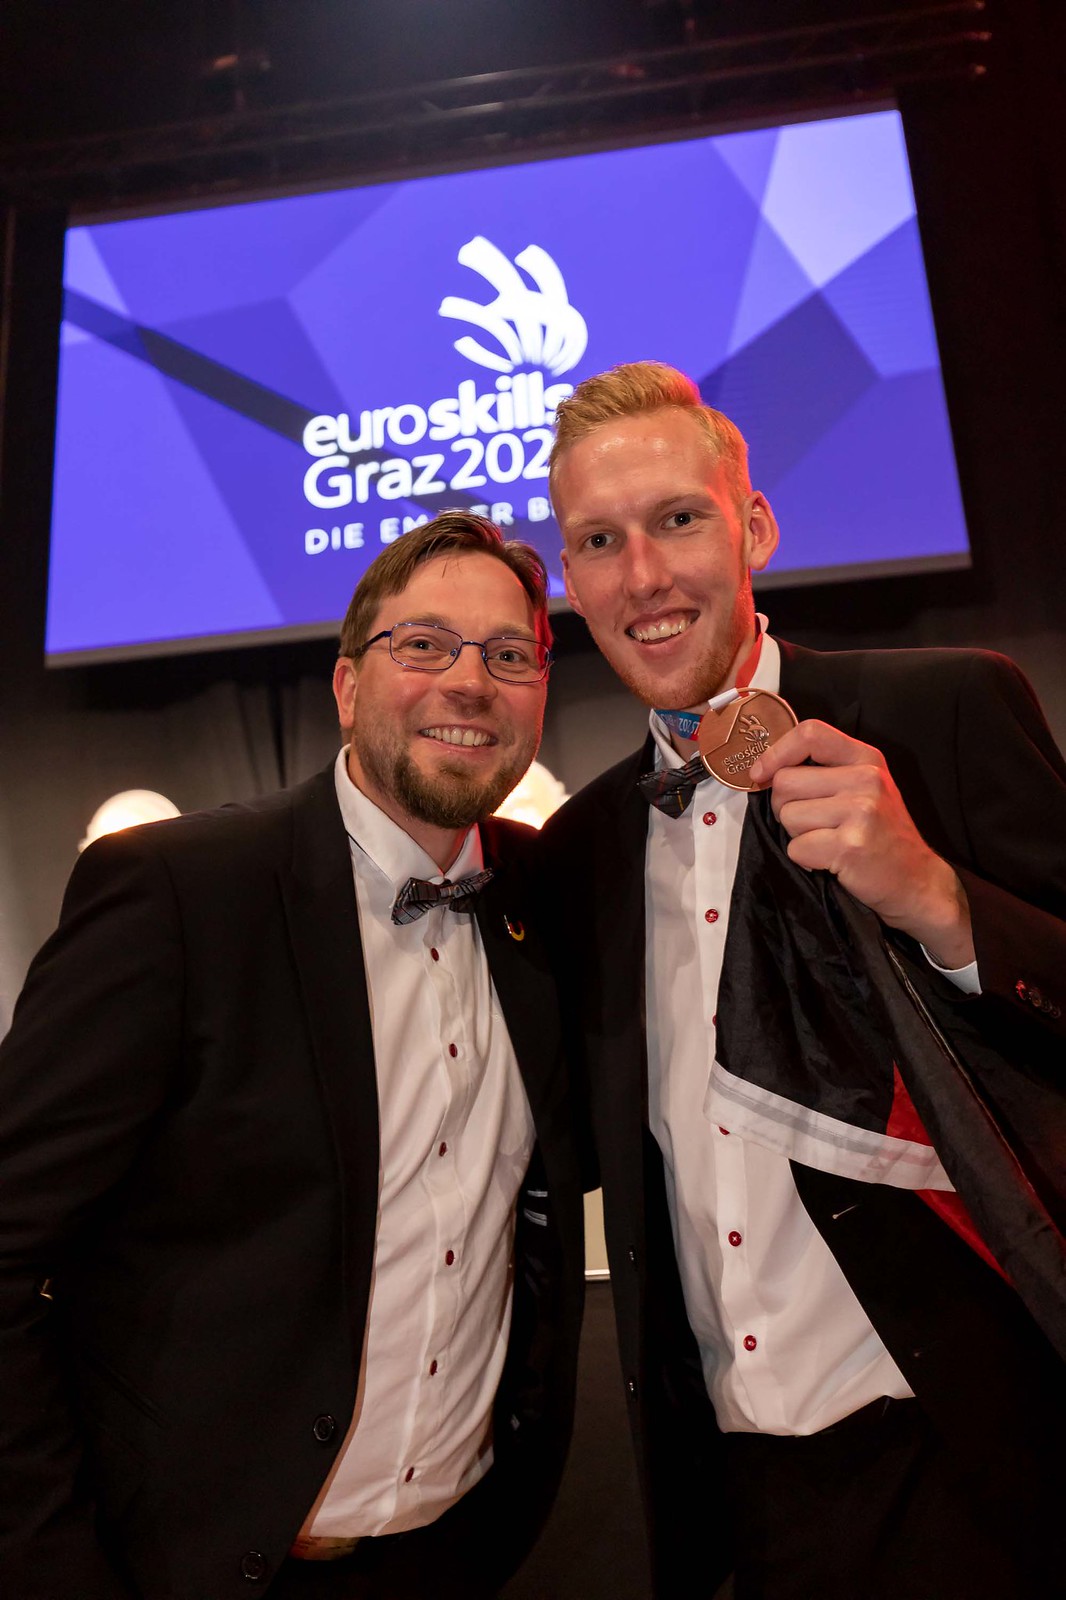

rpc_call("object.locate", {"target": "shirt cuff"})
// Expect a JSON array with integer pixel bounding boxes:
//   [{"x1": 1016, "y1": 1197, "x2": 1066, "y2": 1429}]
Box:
[{"x1": 921, "y1": 948, "x2": 982, "y2": 996}]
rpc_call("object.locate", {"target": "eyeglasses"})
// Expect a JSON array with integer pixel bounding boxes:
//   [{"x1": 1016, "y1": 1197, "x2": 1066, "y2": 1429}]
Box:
[{"x1": 355, "y1": 622, "x2": 553, "y2": 683}]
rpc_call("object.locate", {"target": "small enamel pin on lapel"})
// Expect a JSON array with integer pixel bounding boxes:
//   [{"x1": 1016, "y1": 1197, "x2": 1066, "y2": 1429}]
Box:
[{"x1": 504, "y1": 914, "x2": 525, "y2": 942}]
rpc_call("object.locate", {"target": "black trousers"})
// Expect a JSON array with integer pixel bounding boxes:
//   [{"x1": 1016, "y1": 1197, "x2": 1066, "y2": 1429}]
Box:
[
  {"x1": 723, "y1": 1396, "x2": 1057, "y2": 1600},
  {"x1": 268, "y1": 1539, "x2": 497, "y2": 1600},
  {"x1": 266, "y1": 1475, "x2": 504, "y2": 1600}
]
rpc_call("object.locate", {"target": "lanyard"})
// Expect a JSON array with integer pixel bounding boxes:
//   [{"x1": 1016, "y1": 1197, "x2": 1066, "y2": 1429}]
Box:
[{"x1": 655, "y1": 628, "x2": 766, "y2": 743}]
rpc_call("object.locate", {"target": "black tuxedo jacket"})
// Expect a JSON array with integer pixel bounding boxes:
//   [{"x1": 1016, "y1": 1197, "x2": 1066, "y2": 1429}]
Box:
[
  {"x1": 0, "y1": 764, "x2": 584, "y2": 1600},
  {"x1": 540, "y1": 642, "x2": 1066, "y2": 1597}
]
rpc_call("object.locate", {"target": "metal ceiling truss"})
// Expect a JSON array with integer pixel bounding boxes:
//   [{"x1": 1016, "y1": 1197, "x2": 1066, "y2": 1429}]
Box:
[{"x1": 1, "y1": 2, "x2": 989, "y2": 212}]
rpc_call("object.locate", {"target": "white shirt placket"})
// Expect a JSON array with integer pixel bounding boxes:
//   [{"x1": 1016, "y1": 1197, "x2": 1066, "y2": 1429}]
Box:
[{"x1": 405, "y1": 904, "x2": 473, "y2": 1496}]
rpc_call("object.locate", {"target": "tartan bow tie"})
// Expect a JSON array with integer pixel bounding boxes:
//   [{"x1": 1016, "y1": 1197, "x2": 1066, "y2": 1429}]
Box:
[
  {"x1": 637, "y1": 755, "x2": 708, "y2": 819},
  {"x1": 391, "y1": 868, "x2": 495, "y2": 925}
]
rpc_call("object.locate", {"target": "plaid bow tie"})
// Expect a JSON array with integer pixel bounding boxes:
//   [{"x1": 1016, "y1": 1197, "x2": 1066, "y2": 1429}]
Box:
[
  {"x1": 637, "y1": 754, "x2": 708, "y2": 819},
  {"x1": 391, "y1": 868, "x2": 495, "y2": 926}
]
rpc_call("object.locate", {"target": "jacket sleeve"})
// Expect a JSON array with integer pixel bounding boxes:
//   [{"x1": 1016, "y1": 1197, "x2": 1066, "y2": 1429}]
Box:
[
  {"x1": 949, "y1": 651, "x2": 1066, "y2": 1045},
  {"x1": 0, "y1": 830, "x2": 184, "y2": 1598}
]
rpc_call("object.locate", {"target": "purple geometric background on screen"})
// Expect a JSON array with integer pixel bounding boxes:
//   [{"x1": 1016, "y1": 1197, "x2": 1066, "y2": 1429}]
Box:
[{"x1": 47, "y1": 110, "x2": 968, "y2": 656}]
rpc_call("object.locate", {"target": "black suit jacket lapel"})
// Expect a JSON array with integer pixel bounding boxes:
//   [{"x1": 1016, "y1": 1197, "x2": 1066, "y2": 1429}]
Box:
[
  {"x1": 777, "y1": 638, "x2": 860, "y2": 737},
  {"x1": 583, "y1": 745, "x2": 653, "y2": 1184},
  {"x1": 607, "y1": 650, "x2": 854, "y2": 1083},
  {"x1": 475, "y1": 824, "x2": 566, "y2": 1150},
  {"x1": 775, "y1": 637, "x2": 954, "y2": 851},
  {"x1": 474, "y1": 825, "x2": 585, "y2": 1295},
  {"x1": 278, "y1": 765, "x2": 380, "y2": 1355},
  {"x1": 598, "y1": 744, "x2": 652, "y2": 1077}
]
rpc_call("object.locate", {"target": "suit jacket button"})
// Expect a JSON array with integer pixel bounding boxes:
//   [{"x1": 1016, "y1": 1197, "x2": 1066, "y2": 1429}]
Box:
[
  {"x1": 313, "y1": 1414, "x2": 337, "y2": 1443},
  {"x1": 241, "y1": 1552, "x2": 269, "y2": 1582},
  {"x1": 627, "y1": 1247, "x2": 637, "y2": 1266},
  {"x1": 626, "y1": 1377, "x2": 638, "y2": 1397}
]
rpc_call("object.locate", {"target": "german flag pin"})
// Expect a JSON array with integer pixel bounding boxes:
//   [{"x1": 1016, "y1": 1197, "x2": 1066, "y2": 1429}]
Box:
[{"x1": 504, "y1": 914, "x2": 525, "y2": 942}]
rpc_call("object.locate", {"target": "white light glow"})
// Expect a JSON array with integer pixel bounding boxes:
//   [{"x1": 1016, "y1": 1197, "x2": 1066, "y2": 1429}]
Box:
[
  {"x1": 492, "y1": 760, "x2": 569, "y2": 830},
  {"x1": 80, "y1": 790, "x2": 181, "y2": 851}
]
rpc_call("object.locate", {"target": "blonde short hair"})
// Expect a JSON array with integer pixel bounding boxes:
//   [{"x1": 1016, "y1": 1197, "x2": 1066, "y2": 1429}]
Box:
[{"x1": 549, "y1": 361, "x2": 752, "y2": 508}]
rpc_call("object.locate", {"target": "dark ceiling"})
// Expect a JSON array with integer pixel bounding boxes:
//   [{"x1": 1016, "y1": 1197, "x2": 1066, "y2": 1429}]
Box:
[
  {"x1": 0, "y1": 3, "x2": 955, "y2": 140},
  {"x1": 0, "y1": 0, "x2": 997, "y2": 213}
]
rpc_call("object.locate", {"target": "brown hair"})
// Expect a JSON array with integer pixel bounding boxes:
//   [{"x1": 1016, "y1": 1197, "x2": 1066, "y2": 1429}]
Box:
[
  {"x1": 549, "y1": 360, "x2": 752, "y2": 508},
  {"x1": 338, "y1": 510, "x2": 552, "y2": 659}
]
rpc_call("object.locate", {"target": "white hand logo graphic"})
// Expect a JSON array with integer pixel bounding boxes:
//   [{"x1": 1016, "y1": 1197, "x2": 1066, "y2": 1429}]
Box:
[{"x1": 439, "y1": 236, "x2": 588, "y2": 376}]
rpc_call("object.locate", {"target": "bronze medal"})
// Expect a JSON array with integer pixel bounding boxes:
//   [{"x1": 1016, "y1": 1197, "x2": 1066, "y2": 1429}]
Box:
[{"x1": 697, "y1": 688, "x2": 798, "y2": 790}]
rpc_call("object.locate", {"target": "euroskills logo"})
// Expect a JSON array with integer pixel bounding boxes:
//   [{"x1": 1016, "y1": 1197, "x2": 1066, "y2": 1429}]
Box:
[
  {"x1": 302, "y1": 235, "x2": 585, "y2": 537},
  {"x1": 439, "y1": 236, "x2": 588, "y2": 377}
]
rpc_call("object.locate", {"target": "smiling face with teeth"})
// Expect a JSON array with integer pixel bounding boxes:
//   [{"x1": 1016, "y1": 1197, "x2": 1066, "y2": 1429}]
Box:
[
  {"x1": 555, "y1": 407, "x2": 779, "y2": 713},
  {"x1": 333, "y1": 551, "x2": 546, "y2": 867}
]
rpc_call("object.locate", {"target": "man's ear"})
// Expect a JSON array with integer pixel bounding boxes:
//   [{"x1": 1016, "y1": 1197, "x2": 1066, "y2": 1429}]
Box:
[
  {"x1": 560, "y1": 550, "x2": 587, "y2": 618},
  {"x1": 744, "y1": 492, "x2": 780, "y2": 574},
  {"x1": 332, "y1": 657, "x2": 358, "y2": 731}
]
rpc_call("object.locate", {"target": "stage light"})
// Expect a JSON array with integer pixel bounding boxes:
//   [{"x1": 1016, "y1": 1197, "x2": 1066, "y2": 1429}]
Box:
[
  {"x1": 492, "y1": 760, "x2": 568, "y2": 829},
  {"x1": 80, "y1": 790, "x2": 181, "y2": 851}
]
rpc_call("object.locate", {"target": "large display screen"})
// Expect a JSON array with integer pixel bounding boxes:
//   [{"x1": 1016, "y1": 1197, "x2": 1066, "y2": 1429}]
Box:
[{"x1": 47, "y1": 108, "x2": 969, "y2": 662}]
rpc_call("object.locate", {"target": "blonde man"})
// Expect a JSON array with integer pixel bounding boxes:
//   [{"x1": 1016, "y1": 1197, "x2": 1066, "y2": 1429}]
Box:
[{"x1": 542, "y1": 362, "x2": 1066, "y2": 1600}]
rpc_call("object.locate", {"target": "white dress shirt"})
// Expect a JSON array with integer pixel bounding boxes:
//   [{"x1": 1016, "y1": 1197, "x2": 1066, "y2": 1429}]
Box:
[
  {"x1": 301, "y1": 751, "x2": 534, "y2": 1536},
  {"x1": 645, "y1": 630, "x2": 917, "y2": 1435}
]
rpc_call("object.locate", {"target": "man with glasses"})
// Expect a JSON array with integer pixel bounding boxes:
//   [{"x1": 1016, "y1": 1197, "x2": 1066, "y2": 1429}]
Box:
[{"x1": 0, "y1": 512, "x2": 583, "y2": 1600}]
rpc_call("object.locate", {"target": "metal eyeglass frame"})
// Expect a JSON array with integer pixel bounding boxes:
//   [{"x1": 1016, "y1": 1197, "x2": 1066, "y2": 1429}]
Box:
[{"x1": 354, "y1": 622, "x2": 554, "y2": 682}]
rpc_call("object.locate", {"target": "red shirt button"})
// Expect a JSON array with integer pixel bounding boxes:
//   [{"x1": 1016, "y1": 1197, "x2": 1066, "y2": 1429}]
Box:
[
  {"x1": 743, "y1": 1334, "x2": 757, "y2": 1352},
  {"x1": 702, "y1": 811, "x2": 717, "y2": 826},
  {"x1": 728, "y1": 1231, "x2": 743, "y2": 1248},
  {"x1": 430, "y1": 948, "x2": 440, "y2": 962},
  {"x1": 718, "y1": 1126, "x2": 730, "y2": 1136},
  {"x1": 429, "y1": 1360, "x2": 438, "y2": 1376},
  {"x1": 404, "y1": 1467, "x2": 415, "y2": 1483},
  {"x1": 438, "y1": 1141, "x2": 448, "y2": 1158},
  {"x1": 448, "y1": 1043, "x2": 458, "y2": 1058},
  {"x1": 704, "y1": 908, "x2": 719, "y2": 924},
  {"x1": 445, "y1": 1249, "x2": 455, "y2": 1266},
  {"x1": 712, "y1": 1013, "x2": 717, "y2": 1027}
]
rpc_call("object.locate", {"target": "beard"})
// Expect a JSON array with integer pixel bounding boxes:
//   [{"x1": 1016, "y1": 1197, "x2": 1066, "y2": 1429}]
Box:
[{"x1": 352, "y1": 723, "x2": 537, "y2": 829}]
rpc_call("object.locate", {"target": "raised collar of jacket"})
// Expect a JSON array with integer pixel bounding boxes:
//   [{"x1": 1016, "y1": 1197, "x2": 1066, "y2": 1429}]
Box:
[
  {"x1": 333, "y1": 747, "x2": 485, "y2": 895},
  {"x1": 648, "y1": 619, "x2": 782, "y2": 772}
]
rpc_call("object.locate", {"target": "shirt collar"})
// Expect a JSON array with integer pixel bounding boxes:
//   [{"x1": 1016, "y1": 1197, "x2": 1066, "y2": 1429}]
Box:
[
  {"x1": 649, "y1": 617, "x2": 782, "y2": 771},
  {"x1": 333, "y1": 747, "x2": 484, "y2": 891}
]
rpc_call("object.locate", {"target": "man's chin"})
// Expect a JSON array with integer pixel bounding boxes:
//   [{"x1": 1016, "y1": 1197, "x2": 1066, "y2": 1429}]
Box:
[
  {"x1": 402, "y1": 756, "x2": 521, "y2": 829},
  {"x1": 599, "y1": 634, "x2": 739, "y2": 711},
  {"x1": 615, "y1": 659, "x2": 721, "y2": 713}
]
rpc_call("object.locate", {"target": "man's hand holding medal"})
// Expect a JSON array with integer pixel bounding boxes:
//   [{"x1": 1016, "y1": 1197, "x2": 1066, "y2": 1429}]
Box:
[{"x1": 750, "y1": 719, "x2": 975, "y2": 970}]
